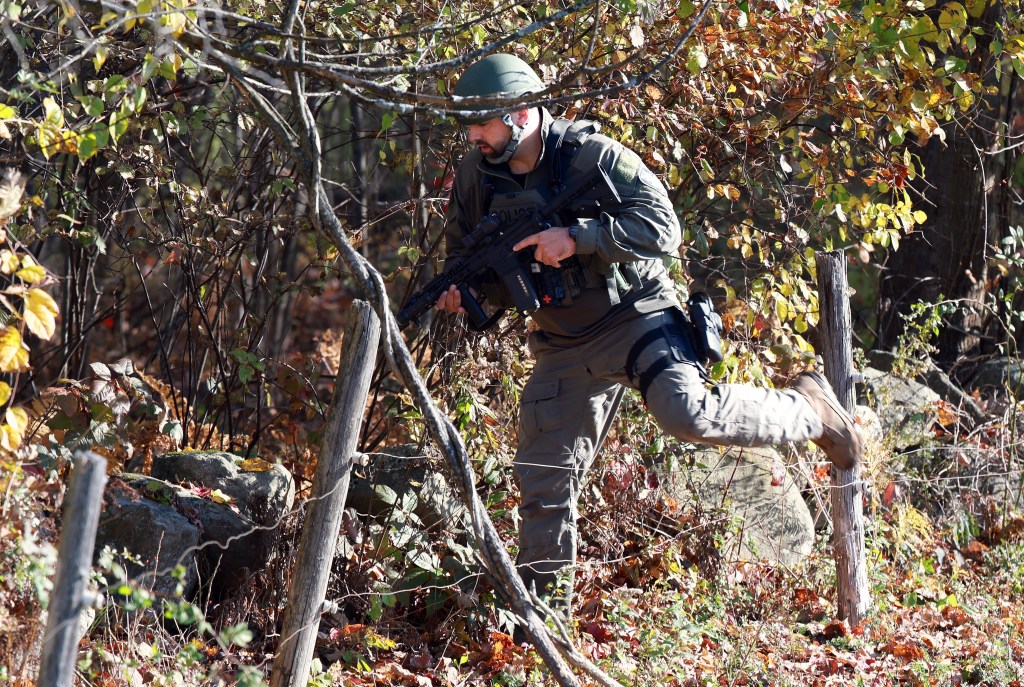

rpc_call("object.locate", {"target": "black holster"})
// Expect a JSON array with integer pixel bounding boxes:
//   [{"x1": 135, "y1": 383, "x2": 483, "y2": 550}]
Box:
[{"x1": 687, "y1": 292, "x2": 724, "y2": 364}]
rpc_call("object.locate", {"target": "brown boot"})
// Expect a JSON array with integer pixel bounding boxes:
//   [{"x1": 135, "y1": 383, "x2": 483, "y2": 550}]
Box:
[{"x1": 792, "y1": 371, "x2": 863, "y2": 470}]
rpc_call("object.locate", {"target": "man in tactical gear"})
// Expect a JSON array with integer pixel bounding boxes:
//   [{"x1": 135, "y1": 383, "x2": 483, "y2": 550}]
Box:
[{"x1": 435, "y1": 53, "x2": 863, "y2": 611}]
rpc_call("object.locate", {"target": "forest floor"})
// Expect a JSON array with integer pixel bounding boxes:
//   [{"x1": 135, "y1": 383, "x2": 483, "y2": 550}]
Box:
[{"x1": 314, "y1": 515, "x2": 1024, "y2": 687}]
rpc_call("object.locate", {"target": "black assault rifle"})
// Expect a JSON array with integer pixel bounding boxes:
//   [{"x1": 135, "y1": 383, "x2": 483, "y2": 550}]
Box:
[{"x1": 397, "y1": 165, "x2": 620, "y2": 330}]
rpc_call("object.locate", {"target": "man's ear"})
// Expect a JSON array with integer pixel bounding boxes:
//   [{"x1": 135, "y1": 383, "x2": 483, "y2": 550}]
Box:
[{"x1": 513, "y1": 108, "x2": 532, "y2": 127}]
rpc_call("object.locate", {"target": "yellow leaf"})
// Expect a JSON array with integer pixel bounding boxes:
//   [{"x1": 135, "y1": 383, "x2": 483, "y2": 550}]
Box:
[
  {"x1": 0, "y1": 424, "x2": 19, "y2": 452},
  {"x1": 0, "y1": 381, "x2": 10, "y2": 406},
  {"x1": 16, "y1": 264, "x2": 45, "y2": 284},
  {"x1": 0, "y1": 407, "x2": 28, "y2": 451},
  {"x1": 0, "y1": 250, "x2": 18, "y2": 274},
  {"x1": 210, "y1": 489, "x2": 233, "y2": 504},
  {"x1": 42, "y1": 98, "x2": 64, "y2": 127},
  {"x1": 238, "y1": 458, "x2": 274, "y2": 472},
  {"x1": 166, "y1": 11, "x2": 187, "y2": 38},
  {"x1": 36, "y1": 125, "x2": 59, "y2": 160},
  {"x1": 5, "y1": 407, "x2": 27, "y2": 435},
  {"x1": 0, "y1": 327, "x2": 28, "y2": 372},
  {"x1": 775, "y1": 297, "x2": 789, "y2": 322},
  {"x1": 23, "y1": 289, "x2": 59, "y2": 340},
  {"x1": 93, "y1": 45, "x2": 108, "y2": 73},
  {"x1": 965, "y1": 0, "x2": 987, "y2": 17}
]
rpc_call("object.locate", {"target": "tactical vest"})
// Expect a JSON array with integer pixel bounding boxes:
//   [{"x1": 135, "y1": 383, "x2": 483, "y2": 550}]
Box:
[{"x1": 480, "y1": 119, "x2": 643, "y2": 313}]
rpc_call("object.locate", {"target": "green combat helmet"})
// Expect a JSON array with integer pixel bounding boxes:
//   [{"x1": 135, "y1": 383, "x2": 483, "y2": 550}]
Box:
[{"x1": 452, "y1": 53, "x2": 545, "y2": 163}]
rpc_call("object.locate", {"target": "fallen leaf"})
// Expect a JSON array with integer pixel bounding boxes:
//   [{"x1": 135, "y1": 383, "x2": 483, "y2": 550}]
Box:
[
  {"x1": 238, "y1": 458, "x2": 274, "y2": 472},
  {"x1": 209, "y1": 488, "x2": 233, "y2": 504},
  {"x1": 822, "y1": 619, "x2": 848, "y2": 640},
  {"x1": 882, "y1": 481, "x2": 900, "y2": 506}
]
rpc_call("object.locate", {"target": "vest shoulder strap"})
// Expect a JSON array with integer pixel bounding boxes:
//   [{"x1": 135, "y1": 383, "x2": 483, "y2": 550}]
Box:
[{"x1": 546, "y1": 118, "x2": 599, "y2": 192}]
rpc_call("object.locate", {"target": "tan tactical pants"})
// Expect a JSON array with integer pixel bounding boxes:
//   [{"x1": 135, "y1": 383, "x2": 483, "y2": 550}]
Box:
[{"x1": 513, "y1": 306, "x2": 823, "y2": 597}]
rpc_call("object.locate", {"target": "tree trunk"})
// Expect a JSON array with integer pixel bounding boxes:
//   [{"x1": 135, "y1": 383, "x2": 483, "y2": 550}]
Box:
[{"x1": 876, "y1": 1, "x2": 1015, "y2": 372}]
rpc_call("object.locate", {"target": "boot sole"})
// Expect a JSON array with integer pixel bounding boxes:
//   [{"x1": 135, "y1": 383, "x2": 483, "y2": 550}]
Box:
[{"x1": 801, "y1": 371, "x2": 861, "y2": 469}]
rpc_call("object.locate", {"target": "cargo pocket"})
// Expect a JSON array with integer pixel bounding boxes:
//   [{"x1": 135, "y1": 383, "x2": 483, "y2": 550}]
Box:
[{"x1": 520, "y1": 379, "x2": 562, "y2": 436}]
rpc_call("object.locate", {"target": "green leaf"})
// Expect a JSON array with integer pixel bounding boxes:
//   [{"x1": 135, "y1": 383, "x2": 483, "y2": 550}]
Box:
[
  {"x1": 161, "y1": 420, "x2": 183, "y2": 443},
  {"x1": 943, "y1": 55, "x2": 966, "y2": 74},
  {"x1": 913, "y1": 15, "x2": 938, "y2": 43},
  {"x1": 0, "y1": 103, "x2": 15, "y2": 119},
  {"x1": 82, "y1": 96, "x2": 104, "y2": 118},
  {"x1": 1013, "y1": 57, "x2": 1024, "y2": 80},
  {"x1": 77, "y1": 127, "x2": 108, "y2": 162},
  {"x1": 686, "y1": 47, "x2": 708, "y2": 76},
  {"x1": 133, "y1": 87, "x2": 147, "y2": 113},
  {"x1": 219, "y1": 623, "x2": 253, "y2": 648},
  {"x1": 108, "y1": 109, "x2": 129, "y2": 142},
  {"x1": 676, "y1": 0, "x2": 695, "y2": 18},
  {"x1": 159, "y1": 59, "x2": 178, "y2": 81},
  {"x1": 374, "y1": 484, "x2": 398, "y2": 506},
  {"x1": 103, "y1": 75, "x2": 127, "y2": 92},
  {"x1": 141, "y1": 54, "x2": 158, "y2": 83}
]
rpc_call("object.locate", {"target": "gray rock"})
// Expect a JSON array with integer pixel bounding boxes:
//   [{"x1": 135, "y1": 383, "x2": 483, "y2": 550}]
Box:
[
  {"x1": 150, "y1": 451, "x2": 295, "y2": 527},
  {"x1": 347, "y1": 444, "x2": 469, "y2": 536},
  {"x1": 866, "y1": 350, "x2": 987, "y2": 428},
  {"x1": 659, "y1": 446, "x2": 815, "y2": 567},
  {"x1": 982, "y1": 467, "x2": 1024, "y2": 508},
  {"x1": 969, "y1": 358, "x2": 1024, "y2": 400},
  {"x1": 858, "y1": 366, "x2": 941, "y2": 450},
  {"x1": 96, "y1": 451, "x2": 296, "y2": 601},
  {"x1": 122, "y1": 476, "x2": 265, "y2": 595},
  {"x1": 95, "y1": 479, "x2": 201, "y2": 598}
]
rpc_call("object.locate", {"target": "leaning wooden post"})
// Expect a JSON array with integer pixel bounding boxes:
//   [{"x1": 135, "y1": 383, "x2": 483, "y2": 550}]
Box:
[
  {"x1": 271, "y1": 300, "x2": 380, "y2": 687},
  {"x1": 815, "y1": 250, "x2": 870, "y2": 626},
  {"x1": 37, "y1": 451, "x2": 107, "y2": 687}
]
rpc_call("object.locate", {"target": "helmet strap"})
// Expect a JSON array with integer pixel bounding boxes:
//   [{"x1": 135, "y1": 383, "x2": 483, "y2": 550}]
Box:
[{"x1": 484, "y1": 112, "x2": 526, "y2": 165}]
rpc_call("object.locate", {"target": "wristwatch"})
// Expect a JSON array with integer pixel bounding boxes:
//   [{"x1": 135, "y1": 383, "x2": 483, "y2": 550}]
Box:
[{"x1": 567, "y1": 222, "x2": 582, "y2": 242}]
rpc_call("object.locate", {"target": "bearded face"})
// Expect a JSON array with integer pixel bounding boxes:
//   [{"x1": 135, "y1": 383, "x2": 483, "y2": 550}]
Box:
[{"x1": 467, "y1": 111, "x2": 529, "y2": 165}]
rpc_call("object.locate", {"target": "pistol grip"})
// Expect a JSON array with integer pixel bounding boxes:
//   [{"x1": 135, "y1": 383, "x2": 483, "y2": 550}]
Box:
[{"x1": 458, "y1": 284, "x2": 490, "y2": 329}]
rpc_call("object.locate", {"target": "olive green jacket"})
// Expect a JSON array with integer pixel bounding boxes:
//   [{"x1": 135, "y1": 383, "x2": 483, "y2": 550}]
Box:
[{"x1": 444, "y1": 109, "x2": 682, "y2": 342}]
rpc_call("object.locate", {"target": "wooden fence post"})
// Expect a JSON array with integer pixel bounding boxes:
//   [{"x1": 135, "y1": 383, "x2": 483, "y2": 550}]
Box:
[
  {"x1": 37, "y1": 451, "x2": 107, "y2": 687},
  {"x1": 815, "y1": 250, "x2": 870, "y2": 626},
  {"x1": 271, "y1": 300, "x2": 381, "y2": 687}
]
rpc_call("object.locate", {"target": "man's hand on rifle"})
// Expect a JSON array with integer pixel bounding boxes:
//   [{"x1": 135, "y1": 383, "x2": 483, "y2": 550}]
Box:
[
  {"x1": 435, "y1": 284, "x2": 466, "y2": 314},
  {"x1": 513, "y1": 227, "x2": 576, "y2": 268}
]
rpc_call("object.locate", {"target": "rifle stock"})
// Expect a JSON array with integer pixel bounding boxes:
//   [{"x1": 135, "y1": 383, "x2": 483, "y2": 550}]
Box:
[{"x1": 397, "y1": 165, "x2": 620, "y2": 330}]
